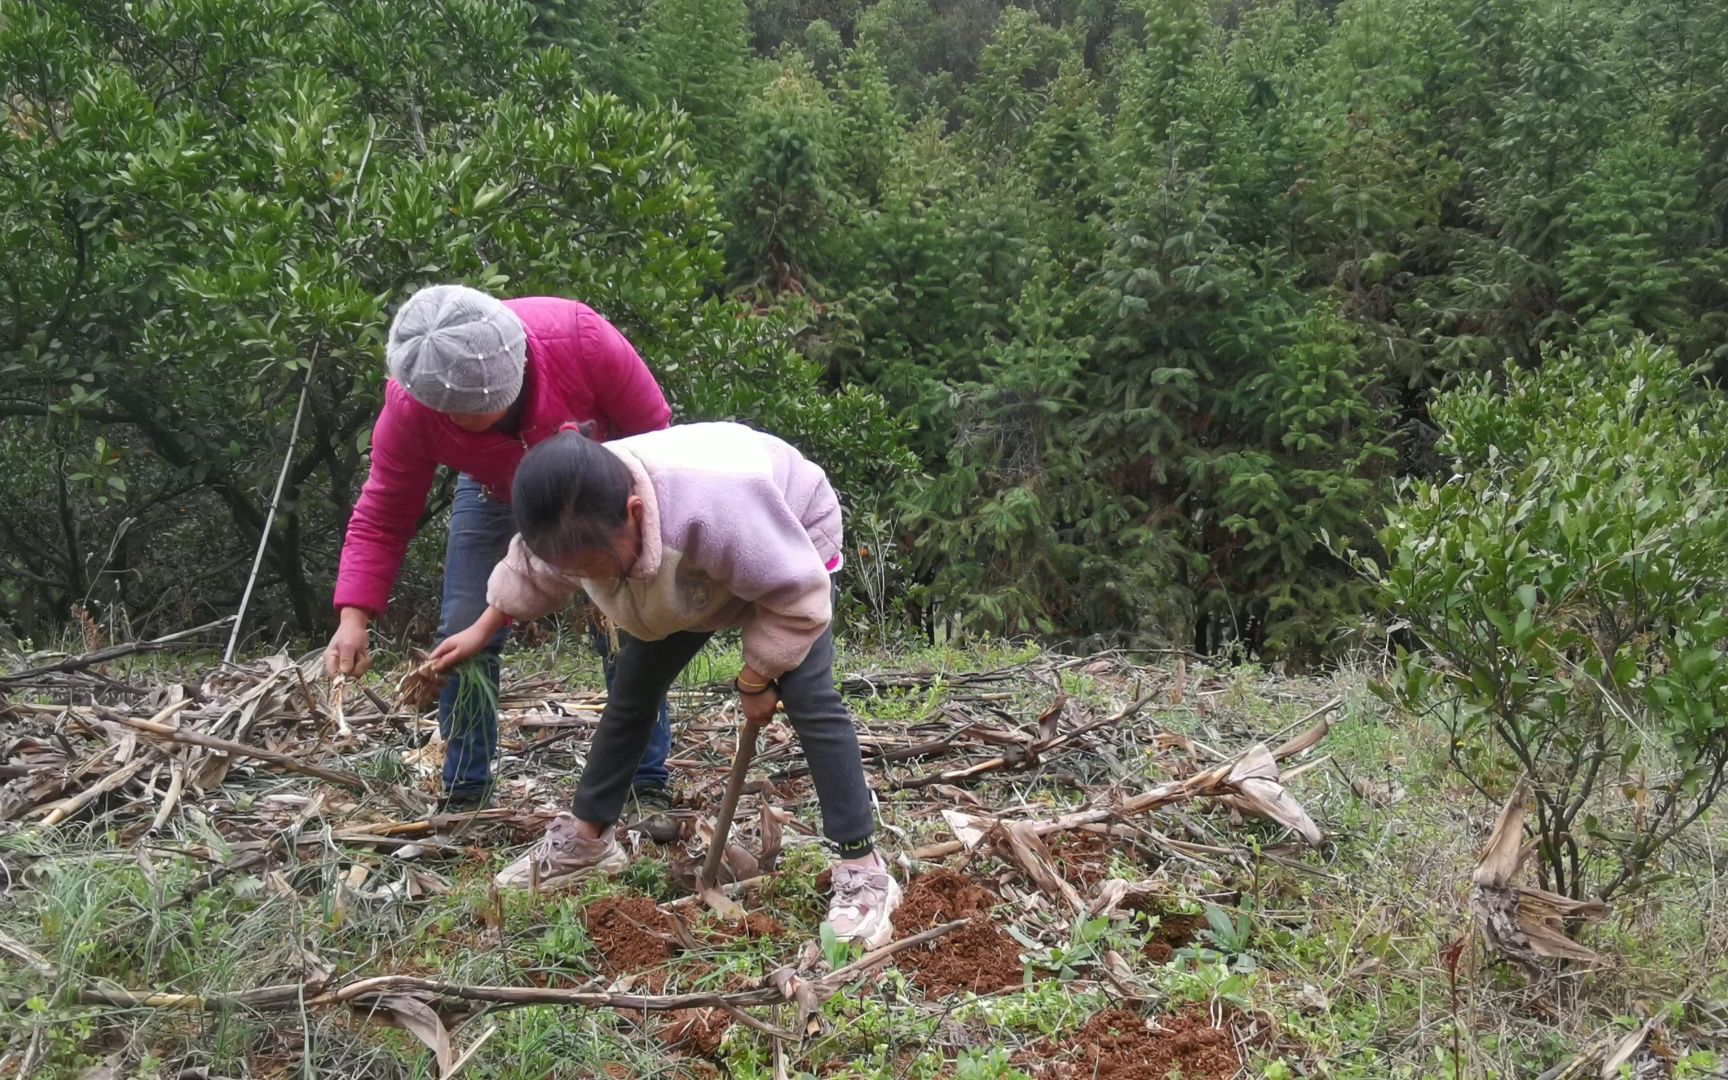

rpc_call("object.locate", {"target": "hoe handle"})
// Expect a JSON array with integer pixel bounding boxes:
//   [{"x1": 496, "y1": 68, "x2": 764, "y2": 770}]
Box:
[{"x1": 699, "y1": 716, "x2": 767, "y2": 894}]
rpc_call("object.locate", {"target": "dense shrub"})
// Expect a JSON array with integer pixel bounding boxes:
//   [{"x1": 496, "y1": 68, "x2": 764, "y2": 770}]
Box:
[
  {"x1": 1369, "y1": 342, "x2": 1728, "y2": 901},
  {"x1": 0, "y1": 0, "x2": 903, "y2": 644}
]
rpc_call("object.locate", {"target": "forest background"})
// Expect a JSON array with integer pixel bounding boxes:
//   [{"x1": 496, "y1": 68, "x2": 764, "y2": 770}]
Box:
[{"x1": 4, "y1": 0, "x2": 1728, "y2": 666}]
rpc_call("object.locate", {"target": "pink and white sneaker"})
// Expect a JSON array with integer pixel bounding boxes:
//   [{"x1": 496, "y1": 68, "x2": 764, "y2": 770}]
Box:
[
  {"x1": 493, "y1": 812, "x2": 628, "y2": 892},
  {"x1": 827, "y1": 856, "x2": 903, "y2": 949}
]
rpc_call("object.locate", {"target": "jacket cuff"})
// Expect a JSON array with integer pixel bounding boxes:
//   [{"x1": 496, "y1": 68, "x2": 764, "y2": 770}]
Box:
[
  {"x1": 742, "y1": 633, "x2": 816, "y2": 682},
  {"x1": 332, "y1": 577, "x2": 390, "y2": 616}
]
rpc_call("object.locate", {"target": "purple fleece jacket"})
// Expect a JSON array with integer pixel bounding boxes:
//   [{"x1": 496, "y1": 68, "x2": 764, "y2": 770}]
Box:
[
  {"x1": 486, "y1": 423, "x2": 844, "y2": 678},
  {"x1": 333, "y1": 298, "x2": 670, "y2": 615}
]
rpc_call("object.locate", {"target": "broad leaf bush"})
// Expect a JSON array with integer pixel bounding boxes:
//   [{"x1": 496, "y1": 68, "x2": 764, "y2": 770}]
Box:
[
  {"x1": 0, "y1": 0, "x2": 904, "y2": 642},
  {"x1": 12, "y1": 0, "x2": 1728, "y2": 662},
  {"x1": 1368, "y1": 341, "x2": 1728, "y2": 901}
]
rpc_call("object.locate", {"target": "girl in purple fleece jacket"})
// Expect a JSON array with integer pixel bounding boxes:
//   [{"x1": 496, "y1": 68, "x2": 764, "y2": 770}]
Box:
[{"x1": 432, "y1": 422, "x2": 902, "y2": 946}]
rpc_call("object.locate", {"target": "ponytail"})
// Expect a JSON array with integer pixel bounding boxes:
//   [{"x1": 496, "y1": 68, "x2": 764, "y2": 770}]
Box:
[{"x1": 512, "y1": 429, "x2": 634, "y2": 561}]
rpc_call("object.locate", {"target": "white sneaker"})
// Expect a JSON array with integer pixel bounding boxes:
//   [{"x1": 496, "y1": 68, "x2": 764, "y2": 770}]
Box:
[
  {"x1": 827, "y1": 856, "x2": 903, "y2": 949},
  {"x1": 494, "y1": 812, "x2": 628, "y2": 892}
]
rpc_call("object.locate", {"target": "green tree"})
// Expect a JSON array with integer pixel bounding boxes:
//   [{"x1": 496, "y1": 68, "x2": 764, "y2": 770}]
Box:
[
  {"x1": 1557, "y1": 132, "x2": 1728, "y2": 361},
  {"x1": 748, "y1": 0, "x2": 869, "y2": 53},
  {"x1": 960, "y1": 8, "x2": 1070, "y2": 157},
  {"x1": 1370, "y1": 342, "x2": 1728, "y2": 902},
  {"x1": 900, "y1": 273, "x2": 1183, "y2": 639},
  {"x1": 0, "y1": 0, "x2": 903, "y2": 643},
  {"x1": 856, "y1": 0, "x2": 1006, "y2": 118},
  {"x1": 629, "y1": 0, "x2": 763, "y2": 167},
  {"x1": 725, "y1": 61, "x2": 848, "y2": 296}
]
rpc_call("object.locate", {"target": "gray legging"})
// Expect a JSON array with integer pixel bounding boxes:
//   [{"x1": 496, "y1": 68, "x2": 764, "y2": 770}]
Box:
[{"x1": 571, "y1": 595, "x2": 874, "y2": 851}]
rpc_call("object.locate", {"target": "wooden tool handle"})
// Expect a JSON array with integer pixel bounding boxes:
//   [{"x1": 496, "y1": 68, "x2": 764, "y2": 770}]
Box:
[{"x1": 698, "y1": 717, "x2": 767, "y2": 897}]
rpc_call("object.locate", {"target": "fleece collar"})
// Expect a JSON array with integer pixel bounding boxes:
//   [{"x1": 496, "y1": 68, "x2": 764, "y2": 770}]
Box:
[{"x1": 603, "y1": 442, "x2": 662, "y2": 583}]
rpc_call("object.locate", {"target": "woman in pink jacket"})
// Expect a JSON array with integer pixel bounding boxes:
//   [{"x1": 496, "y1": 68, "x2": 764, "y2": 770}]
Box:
[{"x1": 325, "y1": 285, "x2": 678, "y2": 823}]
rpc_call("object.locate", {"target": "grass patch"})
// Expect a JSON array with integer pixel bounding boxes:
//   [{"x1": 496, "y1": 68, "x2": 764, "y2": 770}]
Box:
[{"x1": 1, "y1": 646, "x2": 1723, "y2": 1077}]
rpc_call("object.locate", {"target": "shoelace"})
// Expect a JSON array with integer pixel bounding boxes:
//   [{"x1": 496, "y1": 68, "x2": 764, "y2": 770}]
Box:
[
  {"x1": 536, "y1": 821, "x2": 585, "y2": 869},
  {"x1": 832, "y1": 866, "x2": 879, "y2": 911}
]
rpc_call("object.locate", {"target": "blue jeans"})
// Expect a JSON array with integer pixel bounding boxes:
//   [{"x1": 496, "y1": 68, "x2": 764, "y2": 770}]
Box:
[{"x1": 437, "y1": 475, "x2": 672, "y2": 798}]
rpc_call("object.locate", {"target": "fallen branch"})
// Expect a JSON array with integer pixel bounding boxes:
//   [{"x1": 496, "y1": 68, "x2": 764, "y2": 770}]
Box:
[
  {"x1": 913, "y1": 740, "x2": 1325, "y2": 860},
  {"x1": 0, "y1": 618, "x2": 236, "y2": 683},
  {"x1": 100, "y1": 708, "x2": 371, "y2": 792},
  {"x1": 834, "y1": 667, "x2": 1024, "y2": 695},
  {"x1": 35, "y1": 757, "x2": 151, "y2": 827},
  {"x1": 15, "y1": 919, "x2": 970, "y2": 1024},
  {"x1": 892, "y1": 692, "x2": 1156, "y2": 791},
  {"x1": 28, "y1": 983, "x2": 314, "y2": 1011}
]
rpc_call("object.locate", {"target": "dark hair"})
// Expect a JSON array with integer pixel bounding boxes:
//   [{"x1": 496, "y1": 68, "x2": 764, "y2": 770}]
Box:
[{"x1": 512, "y1": 430, "x2": 634, "y2": 562}]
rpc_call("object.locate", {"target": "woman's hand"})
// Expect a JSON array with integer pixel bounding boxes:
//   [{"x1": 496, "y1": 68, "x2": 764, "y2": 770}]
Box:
[{"x1": 325, "y1": 607, "x2": 372, "y2": 679}]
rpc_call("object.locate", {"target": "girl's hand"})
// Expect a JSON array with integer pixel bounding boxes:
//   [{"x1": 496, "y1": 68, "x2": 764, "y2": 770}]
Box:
[
  {"x1": 737, "y1": 664, "x2": 780, "y2": 725},
  {"x1": 740, "y1": 684, "x2": 780, "y2": 727},
  {"x1": 428, "y1": 606, "x2": 511, "y2": 674},
  {"x1": 428, "y1": 626, "x2": 489, "y2": 674}
]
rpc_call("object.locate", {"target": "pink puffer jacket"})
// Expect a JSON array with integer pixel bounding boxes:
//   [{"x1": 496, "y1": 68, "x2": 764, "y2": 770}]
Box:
[{"x1": 333, "y1": 298, "x2": 671, "y2": 615}]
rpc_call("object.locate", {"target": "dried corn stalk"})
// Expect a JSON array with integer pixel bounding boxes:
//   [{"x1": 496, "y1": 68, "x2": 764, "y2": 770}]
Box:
[
  {"x1": 1471, "y1": 781, "x2": 1607, "y2": 974},
  {"x1": 1536, "y1": 1014, "x2": 1676, "y2": 1080},
  {"x1": 396, "y1": 652, "x2": 443, "y2": 710},
  {"x1": 931, "y1": 736, "x2": 1327, "y2": 892},
  {"x1": 1216, "y1": 744, "x2": 1324, "y2": 844}
]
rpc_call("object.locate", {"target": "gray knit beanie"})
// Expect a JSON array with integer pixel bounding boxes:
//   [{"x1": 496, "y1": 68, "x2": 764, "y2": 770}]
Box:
[{"x1": 386, "y1": 285, "x2": 527, "y2": 414}]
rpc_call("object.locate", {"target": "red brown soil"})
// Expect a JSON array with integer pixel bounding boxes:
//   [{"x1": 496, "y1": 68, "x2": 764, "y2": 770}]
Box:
[
  {"x1": 740, "y1": 912, "x2": 783, "y2": 939},
  {"x1": 1120, "y1": 894, "x2": 1205, "y2": 963},
  {"x1": 1047, "y1": 830, "x2": 1116, "y2": 891},
  {"x1": 699, "y1": 911, "x2": 786, "y2": 942},
  {"x1": 661, "y1": 1008, "x2": 732, "y2": 1056},
  {"x1": 894, "y1": 869, "x2": 1000, "y2": 932},
  {"x1": 1027, "y1": 1008, "x2": 1239, "y2": 1080},
  {"x1": 901, "y1": 920, "x2": 1022, "y2": 995},
  {"x1": 893, "y1": 869, "x2": 1020, "y2": 996},
  {"x1": 583, "y1": 895, "x2": 679, "y2": 973}
]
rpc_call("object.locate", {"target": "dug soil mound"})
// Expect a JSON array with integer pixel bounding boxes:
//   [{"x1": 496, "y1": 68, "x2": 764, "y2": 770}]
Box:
[
  {"x1": 1120, "y1": 894, "x2": 1206, "y2": 963},
  {"x1": 1029, "y1": 1008, "x2": 1239, "y2": 1080},
  {"x1": 894, "y1": 869, "x2": 1020, "y2": 995},
  {"x1": 661, "y1": 1008, "x2": 731, "y2": 1056},
  {"x1": 584, "y1": 895, "x2": 678, "y2": 973},
  {"x1": 895, "y1": 869, "x2": 1000, "y2": 932}
]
